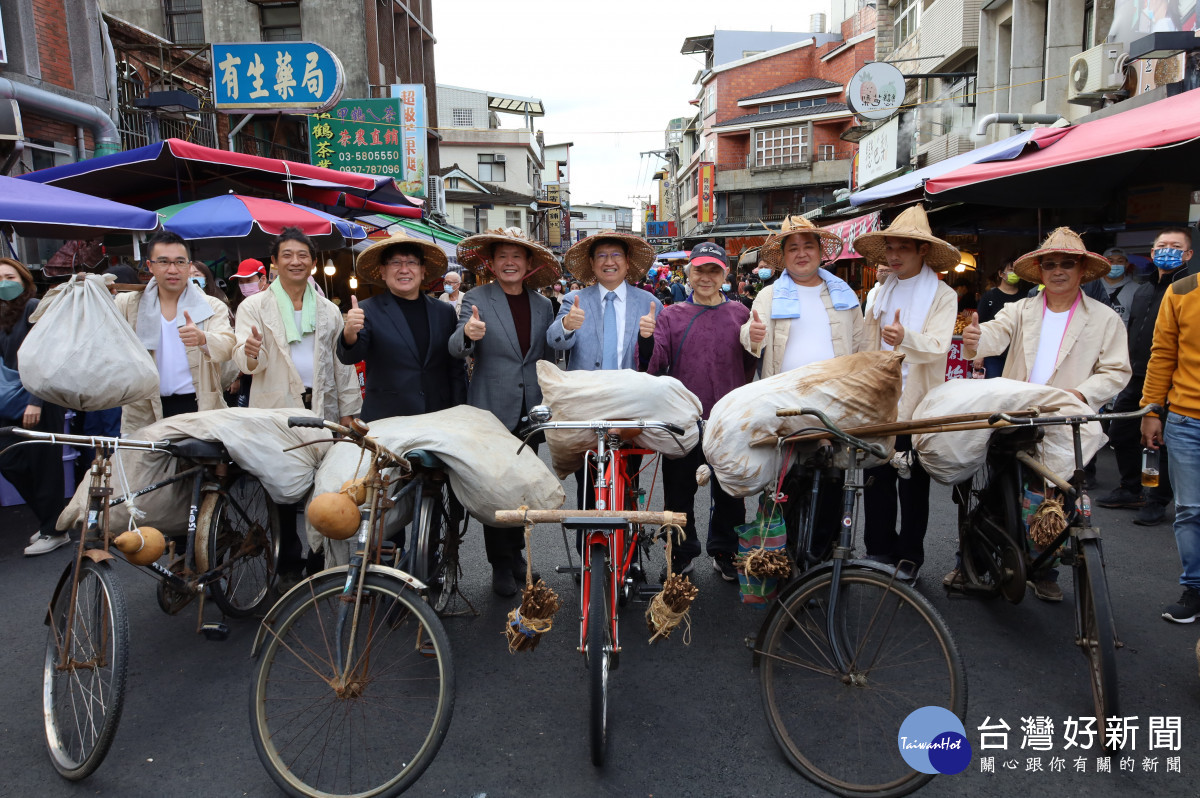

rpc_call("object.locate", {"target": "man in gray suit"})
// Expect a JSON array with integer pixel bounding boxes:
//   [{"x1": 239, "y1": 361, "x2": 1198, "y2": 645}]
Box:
[{"x1": 450, "y1": 227, "x2": 561, "y2": 596}]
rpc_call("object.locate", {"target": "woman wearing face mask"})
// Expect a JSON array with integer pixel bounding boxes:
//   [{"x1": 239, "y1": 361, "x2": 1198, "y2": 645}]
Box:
[
  {"x1": 228, "y1": 259, "x2": 268, "y2": 405},
  {"x1": 0, "y1": 258, "x2": 73, "y2": 556},
  {"x1": 973, "y1": 259, "x2": 1027, "y2": 378},
  {"x1": 188, "y1": 261, "x2": 231, "y2": 308}
]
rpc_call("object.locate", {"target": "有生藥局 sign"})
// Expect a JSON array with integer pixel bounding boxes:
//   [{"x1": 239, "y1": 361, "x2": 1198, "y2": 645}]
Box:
[
  {"x1": 308, "y1": 86, "x2": 427, "y2": 197},
  {"x1": 212, "y1": 42, "x2": 343, "y2": 112}
]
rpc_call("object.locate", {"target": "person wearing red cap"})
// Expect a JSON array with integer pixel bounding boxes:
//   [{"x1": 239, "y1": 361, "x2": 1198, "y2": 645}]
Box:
[{"x1": 230, "y1": 258, "x2": 268, "y2": 312}]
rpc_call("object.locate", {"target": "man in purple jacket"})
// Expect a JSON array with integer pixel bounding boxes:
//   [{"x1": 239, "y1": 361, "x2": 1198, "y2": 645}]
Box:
[{"x1": 640, "y1": 243, "x2": 756, "y2": 580}]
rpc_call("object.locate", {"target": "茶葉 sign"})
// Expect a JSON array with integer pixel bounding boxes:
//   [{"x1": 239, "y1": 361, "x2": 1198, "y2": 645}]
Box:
[{"x1": 212, "y1": 42, "x2": 344, "y2": 112}]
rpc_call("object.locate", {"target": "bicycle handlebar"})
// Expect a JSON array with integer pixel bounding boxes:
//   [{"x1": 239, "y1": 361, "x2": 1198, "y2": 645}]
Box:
[
  {"x1": 774, "y1": 407, "x2": 891, "y2": 461},
  {"x1": 287, "y1": 416, "x2": 409, "y2": 470},
  {"x1": 987, "y1": 403, "x2": 1161, "y2": 427},
  {"x1": 517, "y1": 418, "x2": 687, "y2": 455},
  {"x1": 3, "y1": 427, "x2": 173, "y2": 452}
]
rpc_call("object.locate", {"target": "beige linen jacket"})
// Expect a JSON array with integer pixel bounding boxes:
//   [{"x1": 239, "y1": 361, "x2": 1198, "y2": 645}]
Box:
[
  {"x1": 114, "y1": 291, "x2": 235, "y2": 435},
  {"x1": 864, "y1": 281, "x2": 958, "y2": 421},
  {"x1": 963, "y1": 292, "x2": 1131, "y2": 409},
  {"x1": 232, "y1": 289, "x2": 362, "y2": 422},
  {"x1": 740, "y1": 282, "x2": 868, "y2": 379}
]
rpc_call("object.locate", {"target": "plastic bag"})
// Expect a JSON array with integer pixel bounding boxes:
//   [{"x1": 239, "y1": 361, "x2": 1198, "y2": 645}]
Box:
[
  {"x1": 536, "y1": 360, "x2": 701, "y2": 478},
  {"x1": 736, "y1": 503, "x2": 788, "y2": 607},
  {"x1": 20, "y1": 273, "x2": 158, "y2": 411},
  {"x1": 703, "y1": 351, "x2": 904, "y2": 498}
]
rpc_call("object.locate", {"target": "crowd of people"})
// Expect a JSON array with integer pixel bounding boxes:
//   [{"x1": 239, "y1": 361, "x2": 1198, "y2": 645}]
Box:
[{"x1": 3, "y1": 211, "x2": 1198, "y2": 622}]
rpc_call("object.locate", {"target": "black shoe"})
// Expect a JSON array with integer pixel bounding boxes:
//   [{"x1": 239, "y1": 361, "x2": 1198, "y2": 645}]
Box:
[
  {"x1": 659, "y1": 557, "x2": 695, "y2": 583},
  {"x1": 1095, "y1": 487, "x2": 1145, "y2": 509},
  {"x1": 1163, "y1": 588, "x2": 1200, "y2": 623},
  {"x1": 275, "y1": 568, "x2": 305, "y2": 594},
  {"x1": 711, "y1": 553, "x2": 739, "y2": 583},
  {"x1": 511, "y1": 554, "x2": 540, "y2": 584},
  {"x1": 894, "y1": 562, "x2": 921, "y2": 584},
  {"x1": 1133, "y1": 502, "x2": 1168, "y2": 526},
  {"x1": 492, "y1": 565, "x2": 518, "y2": 598}
]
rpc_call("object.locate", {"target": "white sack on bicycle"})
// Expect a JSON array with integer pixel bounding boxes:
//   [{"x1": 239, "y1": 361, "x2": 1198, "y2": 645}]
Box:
[
  {"x1": 536, "y1": 360, "x2": 702, "y2": 478},
  {"x1": 912, "y1": 378, "x2": 1105, "y2": 485},
  {"x1": 20, "y1": 273, "x2": 159, "y2": 411},
  {"x1": 703, "y1": 351, "x2": 904, "y2": 498},
  {"x1": 57, "y1": 408, "x2": 332, "y2": 534},
  {"x1": 308, "y1": 405, "x2": 566, "y2": 563}
]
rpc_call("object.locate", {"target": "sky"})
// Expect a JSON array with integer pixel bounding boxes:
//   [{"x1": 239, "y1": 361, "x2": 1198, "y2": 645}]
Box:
[{"x1": 433, "y1": 0, "x2": 831, "y2": 223}]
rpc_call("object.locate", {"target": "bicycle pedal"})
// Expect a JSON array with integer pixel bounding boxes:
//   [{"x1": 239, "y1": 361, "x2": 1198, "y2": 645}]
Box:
[
  {"x1": 555, "y1": 565, "x2": 582, "y2": 575},
  {"x1": 637, "y1": 585, "x2": 661, "y2": 601},
  {"x1": 200, "y1": 622, "x2": 229, "y2": 641}
]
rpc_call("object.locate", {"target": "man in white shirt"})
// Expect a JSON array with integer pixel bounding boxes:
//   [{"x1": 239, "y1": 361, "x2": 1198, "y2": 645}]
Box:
[
  {"x1": 440, "y1": 269, "x2": 463, "y2": 315},
  {"x1": 863, "y1": 262, "x2": 892, "y2": 316}
]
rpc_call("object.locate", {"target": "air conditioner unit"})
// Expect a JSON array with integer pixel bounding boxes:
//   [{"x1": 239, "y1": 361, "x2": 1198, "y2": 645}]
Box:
[
  {"x1": 1067, "y1": 43, "x2": 1126, "y2": 103},
  {"x1": 494, "y1": 153, "x2": 507, "y2": 163},
  {"x1": 426, "y1": 175, "x2": 446, "y2": 217}
]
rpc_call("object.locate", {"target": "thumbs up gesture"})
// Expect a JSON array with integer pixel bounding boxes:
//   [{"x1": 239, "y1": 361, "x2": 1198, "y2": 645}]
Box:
[
  {"x1": 563, "y1": 300, "x2": 586, "y2": 332},
  {"x1": 882, "y1": 309, "x2": 905, "y2": 347},
  {"x1": 343, "y1": 295, "x2": 365, "y2": 344},
  {"x1": 464, "y1": 304, "x2": 487, "y2": 341},
  {"x1": 178, "y1": 311, "x2": 206, "y2": 348},
  {"x1": 638, "y1": 303, "x2": 657, "y2": 338},
  {"x1": 245, "y1": 324, "x2": 264, "y2": 360},
  {"x1": 748, "y1": 309, "x2": 767, "y2": 344},
  {"x1": 962, "y1": 311, "x2": 981, "y2": 351}
]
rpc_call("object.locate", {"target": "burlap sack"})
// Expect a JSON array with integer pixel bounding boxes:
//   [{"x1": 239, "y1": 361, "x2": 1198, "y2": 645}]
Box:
[
  {"x1": 703, "y1": 351, "x2": 904, "y2": 497},
  {"x1": 536, "y1": 360, "x2": 701, "y2": 478}
]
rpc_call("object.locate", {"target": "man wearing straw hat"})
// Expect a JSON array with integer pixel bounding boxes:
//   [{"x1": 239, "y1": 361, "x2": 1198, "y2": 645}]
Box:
[
  {"x1": 740, "y1": 215, "x2": 866, "y2": 377},
  {"x1": 449, "y1": 226, "x2": 560, "y2": 596},
  {"x1": 337, "y1": 230, "x2": 466, "y2": 421},
  {"x1": 852, "y1": 205, "x2": 960, "y2": 584},
  {"x1": 959, "y1": 227, "x2": 1131, "y2": 600}
]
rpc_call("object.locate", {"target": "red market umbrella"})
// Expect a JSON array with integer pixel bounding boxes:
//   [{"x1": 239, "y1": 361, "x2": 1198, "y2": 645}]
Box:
[{"x1": 158, "y1": 195, "x2": 366, "y2": 258}]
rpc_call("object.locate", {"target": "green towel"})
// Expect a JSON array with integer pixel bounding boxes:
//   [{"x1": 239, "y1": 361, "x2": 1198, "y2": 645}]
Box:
[{"x1": 269, "y1": 277, "x2": 317, "y2": 343}]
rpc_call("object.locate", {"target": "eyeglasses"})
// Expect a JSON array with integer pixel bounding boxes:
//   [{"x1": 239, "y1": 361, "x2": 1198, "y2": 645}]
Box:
[
  {"x1": 1040, "y1": 259, "x2": 1079, "y2": 271},
  {"x1": 384, "y1": 258, "x2": 423, "y2": 268},
  {"x1": 150, "y1": 258, "x2": 189, "y2": 269},
  {"x1": 593, "y1": 252, "x2": 625, "y2": 262}
]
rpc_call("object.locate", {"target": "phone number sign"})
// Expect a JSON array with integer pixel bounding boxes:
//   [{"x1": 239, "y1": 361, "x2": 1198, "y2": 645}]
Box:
[{"x1": 308, "y1": 91, "x2": 426, "y2": 197}]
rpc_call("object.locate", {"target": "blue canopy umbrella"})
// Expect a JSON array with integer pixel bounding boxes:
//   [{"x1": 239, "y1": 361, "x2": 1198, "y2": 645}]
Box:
[{"x1": 0, "y1": 175, "x2": 158, "y2": 239}]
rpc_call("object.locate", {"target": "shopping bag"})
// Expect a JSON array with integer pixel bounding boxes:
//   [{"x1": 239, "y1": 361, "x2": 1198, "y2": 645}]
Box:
[
  {"x1": 20, "y1": 273, "x2": 159, "y2": 411},
  {"x1": 735, "y1": 502, "x2": 788, "y2": 607}
]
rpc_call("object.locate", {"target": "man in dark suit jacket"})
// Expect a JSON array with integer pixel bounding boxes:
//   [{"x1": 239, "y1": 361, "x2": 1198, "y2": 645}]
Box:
[
  {"x1": 338, "y1": 232, "x2": 466, "y2": 421},
  {"x1": 451, "y1": 227, "x2": 561, "y2": 595}
]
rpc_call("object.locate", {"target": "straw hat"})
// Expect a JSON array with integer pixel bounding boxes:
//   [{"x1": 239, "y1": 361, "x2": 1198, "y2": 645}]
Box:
[
  {"x1": 563, "y1": 229, "x2": 656, "y2": 285},
  {"x1": 852, "y1": 205, "x2": 960, "y2": 271},
  {"x1": 356, "y1": 230, "x2": 448, "y2": 287},
  {"x1": 1013, "y1": 227, "x2": 1110, "y2": 283},
  {"x1": 759, "y1": 215, "x2": 844, "y2": 270},
  {"x1": 456, "y1": 227, "x2": 561, "y2": 290}
]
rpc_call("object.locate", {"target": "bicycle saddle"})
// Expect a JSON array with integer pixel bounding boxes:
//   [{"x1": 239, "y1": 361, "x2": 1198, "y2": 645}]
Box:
[
  {"x1": 405, "y1": 448, "x2": 444, "y2": 469},
  {"x1": 168, "y1": 437, "x2": 229, "y2": 461}
]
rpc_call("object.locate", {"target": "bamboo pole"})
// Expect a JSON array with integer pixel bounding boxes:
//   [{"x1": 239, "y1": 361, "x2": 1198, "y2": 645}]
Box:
[
  {"x1": 495, "y1": 509, "x2": 688, "y2": 526},
  {"x1": 749, "y1": 413, "x2": 1041, "y2": 448}
]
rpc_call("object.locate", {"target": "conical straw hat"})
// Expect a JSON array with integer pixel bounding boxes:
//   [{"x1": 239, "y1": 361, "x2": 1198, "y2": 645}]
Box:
[
  {"x1": 563, "y1": 229, "x2": 656, "y2": 285},
  {"x1": 456, "y1": 227, "x2": 561, "y2": 290},
  {"x1": 759, "y1": 215, "x2": 845, "y2": 270},
  {"x1": 356, "y1": 230, "x2": 448, "y2": 287},
  {"x1": 851, "y1": 205, "x2": 960, "y2": 271},
  {"x1": 1012, "y1": 227, "x2": 1110, "y2": 283}
]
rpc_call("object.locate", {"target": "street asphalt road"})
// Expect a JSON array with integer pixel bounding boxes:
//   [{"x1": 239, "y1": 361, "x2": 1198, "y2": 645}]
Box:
[{"x1": 1, "y1": 449, "x2": 1197, "y2": 798}]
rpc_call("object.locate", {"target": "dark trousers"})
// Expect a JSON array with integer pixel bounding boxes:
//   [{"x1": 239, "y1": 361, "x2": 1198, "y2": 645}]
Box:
[
  {"x1": 159, "y1": 393, "x2": 198, "y2": 418},
  {"x1": 1109, "y1": 374, "x2": 1173, "y2": 503},
  {"x1": 572, "y1": 452, "x2": 643, "y2": 553},
  {"x1": 862, "y1": 435, "x2": 932, "y2": 567},
  {"x1": 661, "y1": 445, "x2": 743, "y2": 561},
  {"x1": 0, "y1": 404, "x2": 67, "y2": 536},
  {"x1": 483, "y1": 439, "x2": 538, "y2": 566}
]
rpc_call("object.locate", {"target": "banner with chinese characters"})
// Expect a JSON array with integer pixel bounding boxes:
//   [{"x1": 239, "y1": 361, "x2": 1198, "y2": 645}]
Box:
[
  {"x1": 545, "y1": 184, "x2": 562, "y2": 247},
  {"x1": 698, "y1": 162, "x2": 715, "y2": 224},
  {"x1": 822, "y1": 210, "x2": 881, "y2": 261},
  {"x1": 390, "y1": 84, "x2": 428, "y2": 198},
  {"x1": 309, "y1": 93, "x2": 425, "y2": 197},
  {"x1": 212, "y1": 42, "x2": 343, "y2": 112}
]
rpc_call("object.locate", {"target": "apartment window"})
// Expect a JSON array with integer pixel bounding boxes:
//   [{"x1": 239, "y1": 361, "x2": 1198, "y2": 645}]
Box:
[
  {"x1": 452, "y1": 108, "x2": 473, "y2": 127},
  {"x1": 506, "y1": 210, "x2": 521, "y2": 228},
  {"x1": 893, "y1": 0, "x2": 919, "y2": 48},
  {"x1": 259, "y1": 2, "x2": 301, "y2": 42},
  {"x1": 478, "y1": 154, "x2": 505, "y2": 182},
  {"x1": 755, "y1": 126, "x2": 808, "y2": 166},
  {"x1": 445, "y1": 177, "x2": 460, "y2": 189},
  {"x1": 465, "y1": 208, "x2": 488, "y2": 232},
  {"x1": 1082, "y1": 0, "x2": 1095, "y2": 49},
  {"x1": 819, "y1": 144, "x2": 836, "y2": 160},
  {"x1": 163, "y1": 0, "x2": 204, "y2": 45},
  {"x1": 728, "y1": 193, "x2": 744, "y2": 217},
  {"x1": 704, "y1": 84, "x2": 717, "y2": 117}
]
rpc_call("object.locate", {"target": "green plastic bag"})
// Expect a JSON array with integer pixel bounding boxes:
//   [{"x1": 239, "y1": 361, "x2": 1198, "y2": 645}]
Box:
[{"x1": 736, "y1": 499, "x2": 788, "y2": 607}]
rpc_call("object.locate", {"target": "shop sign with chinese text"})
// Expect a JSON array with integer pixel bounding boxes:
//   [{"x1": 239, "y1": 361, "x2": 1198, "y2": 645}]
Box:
[
  {"x1": 857, "y1": 118, "x2": 899, "y2": 188},
  {"x1": 308, "y1": 89, "x2": 427, "y2": 198},
  {"x1": 698, "y1": 163, "x2": 715, "y2": 224},
  {"x1": 212, "y1": 42, "x2": 343, "y2": 112}
]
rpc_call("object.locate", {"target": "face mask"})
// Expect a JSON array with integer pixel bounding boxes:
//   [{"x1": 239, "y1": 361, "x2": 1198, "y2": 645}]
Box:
[
  {"x1": 0, "y1": 280, "x2": 23, "y2": 301},
  {"x1": 445, "y1": 284, "x2": 460, "y2": 294},
  {"x1": 1153, "y1": 247, "x2": 1185, "y2": 269},
  {"x1": 239, "y1": 281, "x2": 262, "y2": 297},
  {"x1": 1005, "y1": 271, "x2": 1021, "y2": 285},
  {"x1": 190, "y1": 276, "x2": 205, "y2": 289},
  {"x1": 1107, "y1": 264, "x2": 1125, "y2": 279},
  {"x1": 721, "y1": 283, "x2": 731, "y2": 292},
  {"x1": 757, "y1": 268, "x2": 772, "y2": 280}
]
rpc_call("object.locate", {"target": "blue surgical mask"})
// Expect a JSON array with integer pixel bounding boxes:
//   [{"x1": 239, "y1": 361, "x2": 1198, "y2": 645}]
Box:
[
  {"x1": 190, "y1": 276, "x2": 206, "y2": 289},
  {"x1": 1153, "y1": 247, "x2": 1185, "y2": 269},
  {"x1": 721, "y1": 282, "x2": 731, "y2": 292},
  {"x1": 0, "y1": 280, "x2": 23, "y2": 301},
  {"x1": 757, "y1": 268, "x2": 772, "y2": 280},
  {"x1": 1107, "y1": 263, "x2": 1125, "y2": 279}
]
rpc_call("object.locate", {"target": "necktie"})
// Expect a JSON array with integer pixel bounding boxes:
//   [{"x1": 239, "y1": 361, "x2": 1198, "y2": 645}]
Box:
[{"x1": 602, "y1": 292, "x2": 618, "y2": 369}]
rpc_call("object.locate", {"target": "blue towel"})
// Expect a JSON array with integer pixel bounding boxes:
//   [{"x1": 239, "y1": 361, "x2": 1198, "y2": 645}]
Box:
[{"x1": 770, "y1": 268, "x2": 859, "y2": 319}]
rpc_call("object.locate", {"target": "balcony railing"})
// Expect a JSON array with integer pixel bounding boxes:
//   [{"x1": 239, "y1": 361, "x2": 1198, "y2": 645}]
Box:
[{"x1": 715, "y1": 147, "x2": 853, "y2": 172}]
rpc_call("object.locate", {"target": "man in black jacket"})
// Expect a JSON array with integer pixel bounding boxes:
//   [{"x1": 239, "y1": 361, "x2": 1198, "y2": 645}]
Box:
[
  {"x1": 338, "y1": 231, "x2": 466, "y2": 420},
  {"x1": 1097, "y1": 226, "x2": 1194, "y2": 524}
]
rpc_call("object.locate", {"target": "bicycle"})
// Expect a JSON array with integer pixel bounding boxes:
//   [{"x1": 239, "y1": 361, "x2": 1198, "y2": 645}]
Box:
[
  {"x1": 249, "y1": 416, "x2": 454, "y2": 798},
  {"x1": 951, "y1": 403, "x2": 1159, "y2": 730},
  {"x1": 394, "y1": 448, "x2": 471, "y2": 615},
  {"x1": 747, "y1": 408, "x2": 967, "y2": 798},
  {"x1": 496, "y1": 404, "x2": 688, "y2": 767},
  {"x1": 3, "y1": 426, "x2": 279, "y2": 781}
]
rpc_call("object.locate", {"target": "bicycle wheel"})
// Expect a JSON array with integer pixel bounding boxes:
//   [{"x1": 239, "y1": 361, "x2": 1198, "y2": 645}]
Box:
[
  {"x1": 587, "y1": 542, "x2": 610, "y2": 767},
  {"x1": 410, "y1": 482, "x2": 465, "y2": 614},
  {"x1": 956, "y1": 463, "x2": 1025, "y2": 602},
  {"x1": 759, "y1": 568, "x2": 967, "y2": 798},
  {"x1": 43, "y1": 559, "x2": 130, "y2": 780},
  {"x1": 196, "y1": 473, "x2": 280, "y2": 618},
  {"x1": 250, "y1": 570, "x2": 454, "y2": 798},
  {"x1": 1076, "y1": 538, "x2": 1119, "y2": 726}
]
